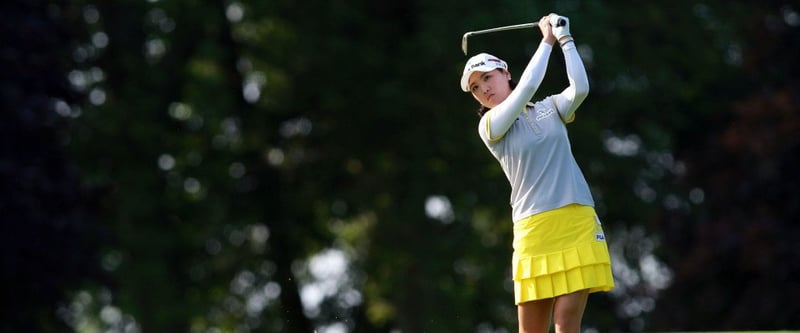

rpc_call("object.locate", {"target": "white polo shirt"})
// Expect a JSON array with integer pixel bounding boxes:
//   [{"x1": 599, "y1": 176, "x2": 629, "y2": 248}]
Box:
[{"x1": 478, "y1": 97, "x2": 594, "y2": 222}]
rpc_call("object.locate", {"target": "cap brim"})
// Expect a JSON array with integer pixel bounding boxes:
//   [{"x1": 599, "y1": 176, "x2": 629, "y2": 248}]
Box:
[{"x1": 460, "y1": 66, "x2": 498, "y2": 92}]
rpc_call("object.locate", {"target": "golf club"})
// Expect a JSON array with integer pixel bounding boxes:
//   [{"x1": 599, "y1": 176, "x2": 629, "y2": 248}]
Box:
[{"x1": 461, "y1": 18, "x2": 565, "y2": 55}]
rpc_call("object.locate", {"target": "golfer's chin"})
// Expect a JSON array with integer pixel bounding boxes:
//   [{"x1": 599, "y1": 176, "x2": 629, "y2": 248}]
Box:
[{"x1": 482, "y1": 96, "x2": 498, "y2": 109}]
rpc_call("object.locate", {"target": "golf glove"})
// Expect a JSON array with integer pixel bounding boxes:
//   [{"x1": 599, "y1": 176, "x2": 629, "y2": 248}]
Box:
[{"x1": 549, "y1": 14, "x2": 570, "y2": 41}]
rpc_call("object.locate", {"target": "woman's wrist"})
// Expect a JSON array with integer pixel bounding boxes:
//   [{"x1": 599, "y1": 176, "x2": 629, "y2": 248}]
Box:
[{"x1": 558, "y1": 35, "x2": 574, "y2": 47}]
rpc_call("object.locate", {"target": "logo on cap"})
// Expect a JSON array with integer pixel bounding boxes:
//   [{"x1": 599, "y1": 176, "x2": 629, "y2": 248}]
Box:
[
  {"x1": 487, "y1": 58, "x2": 504, "y2": 66},
  {"x1": 470, "y1": 58, "x2": 505, "y2": 70},
  {"x1": 469, "y1": 61, "x2": 486, "y2": 69}
]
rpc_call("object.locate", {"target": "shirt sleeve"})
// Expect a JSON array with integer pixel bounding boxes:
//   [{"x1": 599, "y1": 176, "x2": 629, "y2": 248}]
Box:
[
  {"x1": 479, "y1": 42, "x2": 553, "y2": 142},
  {"x1": 553, "y1": 41, "x2": 589, "y2": 124}
]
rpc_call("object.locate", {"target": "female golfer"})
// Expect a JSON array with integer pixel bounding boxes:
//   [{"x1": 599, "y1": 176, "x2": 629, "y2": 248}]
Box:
[{"x1": 460, "y1": 14, "x2": 614, "y2": 333}]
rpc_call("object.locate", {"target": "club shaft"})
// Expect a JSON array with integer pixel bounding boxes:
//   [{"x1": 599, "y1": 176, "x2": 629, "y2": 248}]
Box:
[
  {"x1": 461, "y1": 21, "x2": 550, "y2": 55},
  {"x1": 464, "y1": 22, "x2": 539, "y2": 37}
]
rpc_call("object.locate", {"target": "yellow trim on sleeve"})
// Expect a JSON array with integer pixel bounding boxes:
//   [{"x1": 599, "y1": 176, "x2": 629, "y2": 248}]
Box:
[
  {"x1": 563, "y1": 112, "x2": 576, "y2": 124},
  {"x1": 554, "y1": 96, "x2": 576, "y2": 124},
  {"x1": 485, "y1": 113, "x2": 505, "y2": 142}
]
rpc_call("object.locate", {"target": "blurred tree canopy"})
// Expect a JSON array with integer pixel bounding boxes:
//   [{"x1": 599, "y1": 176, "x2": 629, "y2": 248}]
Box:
[
  {"x1": 1, "y1": 1, "x2": 107, "y2": 332},
  {"x1": 3, "y1": 0, "x2": 798, "y2": 332}
]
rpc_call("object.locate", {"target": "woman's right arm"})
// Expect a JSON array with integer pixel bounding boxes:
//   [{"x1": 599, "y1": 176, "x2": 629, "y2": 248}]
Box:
[{"x1": 480, "y1": 17, "x2": 556, "y2": 141}]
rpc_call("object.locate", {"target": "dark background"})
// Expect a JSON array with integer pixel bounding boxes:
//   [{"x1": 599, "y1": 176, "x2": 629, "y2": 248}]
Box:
[{"x1": 2, "y1": 0, "x2": 798, "y2": 332}]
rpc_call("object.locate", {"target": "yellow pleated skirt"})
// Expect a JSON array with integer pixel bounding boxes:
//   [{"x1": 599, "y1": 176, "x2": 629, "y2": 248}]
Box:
[{"x1": 512, "y1": 204, "x2": 614, "y2": 304}]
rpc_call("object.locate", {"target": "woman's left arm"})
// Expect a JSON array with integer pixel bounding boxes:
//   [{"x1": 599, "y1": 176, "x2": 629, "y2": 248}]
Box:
[{"x1": 551, "y1": 15, "x2": 589, "y2": 123}]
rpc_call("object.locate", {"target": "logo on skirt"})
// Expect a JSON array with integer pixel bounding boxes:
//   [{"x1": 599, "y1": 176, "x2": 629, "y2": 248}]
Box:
[{"x1": 595, "y1": 232, "x2": 605, "y2": 241}]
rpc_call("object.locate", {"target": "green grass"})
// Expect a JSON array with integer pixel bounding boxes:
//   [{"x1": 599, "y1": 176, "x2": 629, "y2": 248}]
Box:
[{"x1": 665, "y1": 331, "x2": 800, "y2": 333}]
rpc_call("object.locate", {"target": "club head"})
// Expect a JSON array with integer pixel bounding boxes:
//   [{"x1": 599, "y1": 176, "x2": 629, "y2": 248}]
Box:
[{"x1": 461, "y1": 33, "x2": 470, "y2": 55}]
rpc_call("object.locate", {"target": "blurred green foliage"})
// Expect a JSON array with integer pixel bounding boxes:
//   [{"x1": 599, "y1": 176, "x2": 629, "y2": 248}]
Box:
[{"x1": 3, "y1": 0, "x2": 798, "y2": 332}]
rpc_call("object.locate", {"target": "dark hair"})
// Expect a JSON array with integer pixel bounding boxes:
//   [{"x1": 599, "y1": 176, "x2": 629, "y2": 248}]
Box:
[{"x1": 476, "y1": 78, "x2": 517, "y2": 117}]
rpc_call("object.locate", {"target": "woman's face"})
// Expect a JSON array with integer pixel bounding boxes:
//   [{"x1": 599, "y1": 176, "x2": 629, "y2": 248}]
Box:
[{"x1": 468, "y1": 69, "x2": 512, "y2": 109}]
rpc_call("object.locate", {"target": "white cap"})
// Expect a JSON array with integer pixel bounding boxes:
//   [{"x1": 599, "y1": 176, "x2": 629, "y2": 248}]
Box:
[{"x1": 460, "y1": 53, "x2": 508, "y2": 92}]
